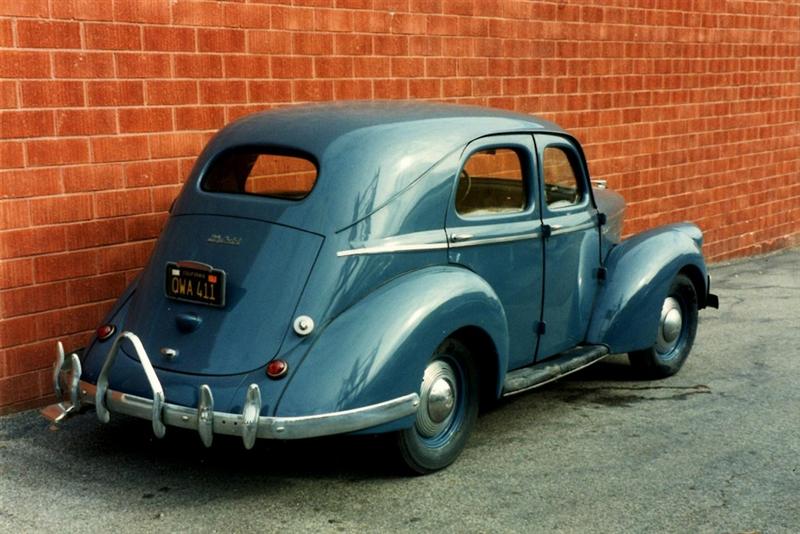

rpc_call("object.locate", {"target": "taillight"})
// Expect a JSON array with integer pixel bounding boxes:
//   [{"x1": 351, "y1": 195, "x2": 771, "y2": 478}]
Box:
[
  {"x1": 266, "y1": 359, "x2": 288, "y2": 379},
  {"x1": 96, "y1": 324, "x2": 116, "y2": 341}
]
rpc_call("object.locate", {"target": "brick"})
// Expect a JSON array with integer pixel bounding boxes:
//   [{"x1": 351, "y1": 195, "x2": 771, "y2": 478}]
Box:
[
  {"x1": 175, "y1": 54, "x2": 224, "y2": 78},
  {"x1": 0, "y1": 111, "x2": 53, "y2": 139},
  {"x1": 20, "y1": 81, "x2": 84, "y2": 108},
  {"x1": 0, "y1": 199, "x2": 30, "y2": 230},
  {"x1": 0, "y1": 317, "x2": 38, "y2": 349},
  {"x1": 293, "y1": 32, "x2": 333, "y2": 55},
  {"x1": 373, "y1": 79, "x2": 408, "y2": 99},
  {"x1": 0, "y1": 259, "x2": 34, "y2": 290},
  {"x1": 224, "y1": 56, "x2": 270, "y2": 78},
  {"x1": 0, "y1": 226, "x2": 66, "y2": 259},
  {"x1": 87, "y1": 81, "x2": 145, "y2": 106},
  {"x1": 223, "y1": 2, "x2": 271, "y2": 29},
  {"x1": 123, "y1": 159, "x2": 181, "y2": 187},
  {"x1": 0, "y1": 142, "x2": 24, "y2": 169},
  {"x1": 316, "y1": 57, "x2": 354, "y2": 78},
  {"x1": 333, "y1": 79, "x2": 373, "y2": 100},
  {"x1": 0, "y1": 371, "x2": 44, "y2": 407},
  {"x1": 29, "y1": 194, "x2": 93, "y2": 226},
  {"x1": 115, "y1": 53, "x2": 171, "y2": 78},
  {"x1": 334, "y1": 33, "x2": 372, "y2": 55},
  {"x1": 63, "y1": 164, "x2": 124, "y2": 193},
  {"x1": 249, "y1": 81, "x2": 292, "y2": 103},
  {"x1": 119, "y1": 108, "x2": 173, "y2": 133},
  {"x1": 27, "y1": 139, "x2": 90, "y2": 167},
  {"x1": 85, "y1": 22, "x2": 142, "y2": 50},
  {"x1": 97, "y1": 241, "x2": 153, "y2": 273},
  {"x1": 55, "y1": 109, "x2": 117, "y2": 137},
  {"x1": 0, "y1": 81, "x2": 16, "y2": 109},
  {"x1": 0, "y1": 168, "x2": 62, "y2": 199},
  {"x1": 0, "y1": 0, "x2": 48, "y2": 17},
  {"x1": 175, "y1": 106, "x2": 226, "y2": 131},
  {"x1": 151, "y1": 185, "x2": 181, "y2": 212},
  {"x1": 67, "y1": 272, "x2": 127, "y2": 306},
  {"x1": 271, "y1": 56, "x2": 313, "y2": 78},
  {"x1": 293, "y1": 80, "x2": 334, "y2": 102},
  {"x1": 198, "y1": 29, "x2": 246, "y2": 53},
  {"x1": 148, "y1": 133, "x2": 204, "y2": 159},
  {"x1": 34, "y1": 249, "x2": 98, "y2": 284},
  {"x1": 91, "y1": 135, "x2": 149, "y2": 163},
  {"x1": 34, "y1": 302, "x2": 106, "y2": 340},
  {"x1": 65, "y1": 219, "x2": 126, "y2": 250},
  {"x1": 145, "y1": 80, "x2": 198, "y2": 105},
  {"x1": 113, "y1": 0, "x2": 170, "y2": 24},
  {"x1": 143, "y1": 26, "x2": 196, "y2": 52},
  {"x1": 199, "y1": 81, "x2": 247, "y2": 104},
  {"x1": 373, "y1": 35, "x2": 408, "y2": 55},
  {"x1": 0, "y1": 20, "x2": 11, "y2": 47},
  {"x1": 94, "y1": 188, "x2": 151, "y2": 219},
  {"x1": 248, "y1": 30, "x2": 293, "y2": 55},
  {"x1": 17, "y1": 20, "x2": 80, "y2": 48},
  {"x1": 125, "y1": 213, "x2": 167, "y2": 241},
  {"x1": 54, "y1": 52, "x2": 115, "y2": 79},
  {"x1": 271, "y1": 6, "x2": 314, "y2": 30},
  {"x1": 0, "y1": 52, "x2": 50, "y2": 79},
  {"x1": 172, "y1": 1, "x2": 223, "y2": 26},
  {"x1": 314, "y1": 8, "x2": 353, "y2": 32},
  {"x1": 52, "y1": 0, "x2": 110, "y2": 21}
]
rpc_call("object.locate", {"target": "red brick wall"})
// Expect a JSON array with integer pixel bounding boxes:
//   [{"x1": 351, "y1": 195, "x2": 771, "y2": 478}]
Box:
[{"x1": 1, "y1": 0, "x2": 799, "y2": 413}]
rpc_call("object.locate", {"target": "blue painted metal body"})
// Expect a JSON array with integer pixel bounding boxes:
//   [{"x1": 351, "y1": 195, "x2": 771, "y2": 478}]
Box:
[{"x1": 79, "y1": 101, "x2": 712, "y2": 434}]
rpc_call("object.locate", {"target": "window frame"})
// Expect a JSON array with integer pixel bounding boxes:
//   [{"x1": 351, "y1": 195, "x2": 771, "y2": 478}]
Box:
[
  {"x1": 536, "y1": 137, "x2": 591, "y2": 215},
  {"x1": 451, "y1": 137, "x2": 537, "y2": 223}
]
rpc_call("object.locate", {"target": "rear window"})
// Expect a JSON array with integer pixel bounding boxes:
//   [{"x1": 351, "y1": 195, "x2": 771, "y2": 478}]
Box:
[{"x1": 201, "y1": 149, "x2": 318, "y2": 200}]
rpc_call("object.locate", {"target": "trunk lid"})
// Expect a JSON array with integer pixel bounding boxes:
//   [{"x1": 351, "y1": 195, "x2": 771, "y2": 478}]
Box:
[{"x1": 121, "y1": 214, "x2": 323, "y2": 375}]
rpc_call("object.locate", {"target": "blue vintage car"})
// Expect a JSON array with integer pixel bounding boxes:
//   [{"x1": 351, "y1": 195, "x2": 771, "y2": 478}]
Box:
[{"x1": 44, "y1": 101, "x2": 718, "y2": 473}]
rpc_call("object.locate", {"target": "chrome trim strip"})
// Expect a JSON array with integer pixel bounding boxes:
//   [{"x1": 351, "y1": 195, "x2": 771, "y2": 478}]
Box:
[
  {"x1": 550, "y1": 220, "x2": 597, "y2": 236},
  {"x1": 337, "y1": 241, "x2": 448, "y2": 257},
  {"x1": 449, "y1": 232, "x2": 541, "y2": 248},
  {"x1": 80, "y1": 380, "x2": 420, "y2": 441}
]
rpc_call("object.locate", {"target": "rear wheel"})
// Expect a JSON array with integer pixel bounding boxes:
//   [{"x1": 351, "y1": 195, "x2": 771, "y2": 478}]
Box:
[
  {"x1": 397, "y1": 338, "x2": 478, "y2": 474},
  {"x1": 629, "y1": 273, "x2": 698, "y2": 378}
]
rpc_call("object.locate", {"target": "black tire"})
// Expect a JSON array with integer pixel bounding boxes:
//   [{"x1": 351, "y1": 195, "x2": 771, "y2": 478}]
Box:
[
  {"x1": 396, "y1": 338, "x2": 479, "y2": 474},
  {"x1": 629, "y1": 273, "x2": 698, "y2": 379}
]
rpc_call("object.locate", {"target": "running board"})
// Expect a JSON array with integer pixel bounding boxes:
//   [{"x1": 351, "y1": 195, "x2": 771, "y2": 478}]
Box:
[{"x1": 502, "y1": 345, "x2": 609, "y2": 397}]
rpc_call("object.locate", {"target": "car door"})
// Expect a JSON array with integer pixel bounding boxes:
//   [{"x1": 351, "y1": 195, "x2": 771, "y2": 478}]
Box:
[
  {"x1": 445, "y1": 134, "x2": 544, "y2": 370},
  {"x1": 534, "y1": 133, "x2": 602, "y2": 360}
]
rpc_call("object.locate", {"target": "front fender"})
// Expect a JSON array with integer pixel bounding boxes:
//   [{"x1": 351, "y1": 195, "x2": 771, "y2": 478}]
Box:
[
  {"x1": 275, "y1": 266, "x2": 508, "y2": 426},
  {"x1": 586, "y1": 223, "x2": 709, "y2": 353}
]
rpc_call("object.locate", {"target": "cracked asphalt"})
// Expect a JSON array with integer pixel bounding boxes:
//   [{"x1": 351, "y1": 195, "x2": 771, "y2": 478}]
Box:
[{"x1": 1, "y1": 247, "x2": 799, "y2": 533}]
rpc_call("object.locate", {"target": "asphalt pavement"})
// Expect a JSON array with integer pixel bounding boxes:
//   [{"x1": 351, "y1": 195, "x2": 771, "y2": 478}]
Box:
[{"x1": 1, "y1": 247, "x2": 798, "y2": 533}]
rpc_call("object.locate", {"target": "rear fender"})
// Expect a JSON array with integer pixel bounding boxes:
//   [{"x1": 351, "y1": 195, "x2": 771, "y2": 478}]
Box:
[
  {"x1": 586, "y1": 223, "x2": 709, "y2": 353},
  {"x1": 276, "y1": 266, "x2": 508, "y2": 427}
]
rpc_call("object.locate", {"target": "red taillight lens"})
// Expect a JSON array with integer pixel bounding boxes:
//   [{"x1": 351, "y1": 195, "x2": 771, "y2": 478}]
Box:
[
  {"x1": 96, "y1": 324, "x2": 115, "y2": 341},
  {"x1": 266, "y1": 359, "x2": 288, "y2": 379}
]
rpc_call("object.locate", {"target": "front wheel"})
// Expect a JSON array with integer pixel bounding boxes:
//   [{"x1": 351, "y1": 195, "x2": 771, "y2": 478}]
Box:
[
  {"x1": 629, "y1": 273, "x2": 698, "y2": 378},
  {"x1": 396, "y1": 338, "x2": 478, "y2": 474}
]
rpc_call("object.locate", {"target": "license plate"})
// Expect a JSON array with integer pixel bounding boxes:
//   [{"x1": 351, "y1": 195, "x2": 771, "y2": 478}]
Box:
[{"x1": 165, "y1": 262, "x2": 226, "y2": 307}]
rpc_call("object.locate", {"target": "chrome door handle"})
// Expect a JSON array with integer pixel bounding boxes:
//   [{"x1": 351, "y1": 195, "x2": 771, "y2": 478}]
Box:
[{"x1": 449, "y1": 233, "x2": 473, "y2": 243}]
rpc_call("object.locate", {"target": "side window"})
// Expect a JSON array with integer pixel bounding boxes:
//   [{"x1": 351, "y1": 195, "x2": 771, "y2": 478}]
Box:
[
  {"x1": 456, "y1": 148, "x2": 527, "y2": 217},
  {"x1": 543, "y1": 146, "x2": 582, "y2": 209}
]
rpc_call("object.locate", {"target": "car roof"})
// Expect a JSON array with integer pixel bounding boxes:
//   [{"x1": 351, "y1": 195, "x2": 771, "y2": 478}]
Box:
[{"x1": 181, "y1": 101, "x2": 568, "y2": 233}]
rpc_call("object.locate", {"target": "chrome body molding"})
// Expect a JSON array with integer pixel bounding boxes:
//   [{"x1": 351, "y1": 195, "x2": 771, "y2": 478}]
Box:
[
  {"x1": 449, "y1": 231, "x2": 542, "y2": 248},
  {"x1": 42, "y1": 333, "x2": 421, "y2": 445},
  {"x1": 337, "y1": 230, "x2": 548, "y2": 257},
  {"x1": 550, "y1": 220, "x2": 597, "y2": 236},
  {"x1": 337, "y1": 241, "x2": 448, "y2": 257}
]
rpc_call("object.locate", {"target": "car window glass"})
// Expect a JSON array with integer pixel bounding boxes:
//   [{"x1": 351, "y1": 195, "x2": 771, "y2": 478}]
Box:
[
  {"x1": 543, "y1": 146, "x2": 581, "y2": 208},
  {"x1": 456, "y1": 148, "x2": 526, "y2": 217},
  {"x1": 202, "y1": 149, "x2": 317, "y2": 200}
]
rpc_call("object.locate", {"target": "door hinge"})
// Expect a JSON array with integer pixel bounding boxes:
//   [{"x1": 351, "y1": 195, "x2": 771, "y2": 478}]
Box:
[
  {"x1": 597, "y1": 266, "x2": 607, "y2": 280},
  {"x1": 535, "y1": 321, "x2": 546, "y2": 335},
  {"x1": 541, "y1": 224, "x2": 552, "y2": 238}
]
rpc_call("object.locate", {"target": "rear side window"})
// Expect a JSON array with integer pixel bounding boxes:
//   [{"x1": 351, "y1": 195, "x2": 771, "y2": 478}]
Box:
[
  {"x1": 543, "y1": 147, "x2": 582, "y2": 208},
  {"x1": 202, "y1": 149, "x2": 318, "y2": 200},
  {"x1": 456, "y1": 148, "x2": 527, "y2": 217}
]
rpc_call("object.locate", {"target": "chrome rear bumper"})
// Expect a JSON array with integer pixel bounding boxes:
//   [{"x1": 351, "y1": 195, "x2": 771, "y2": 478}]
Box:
[{"x1": 42, "y1": 331, "x2": 420, "y2": 449}]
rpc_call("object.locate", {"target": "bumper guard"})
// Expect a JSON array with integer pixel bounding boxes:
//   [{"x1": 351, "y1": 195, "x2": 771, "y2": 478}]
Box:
[{"x1": 42, "y1": 331, "x2": 420, "y2": 449}]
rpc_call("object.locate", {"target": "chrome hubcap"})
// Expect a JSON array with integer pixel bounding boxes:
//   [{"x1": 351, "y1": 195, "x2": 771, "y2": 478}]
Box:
[
  {"x1": 416, "y1": 360, "x2": 457, "y2": 438},
  {"x1": 655, "y1": 297, "x2": 683, "y2": 354}
]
